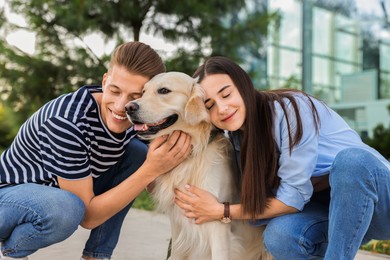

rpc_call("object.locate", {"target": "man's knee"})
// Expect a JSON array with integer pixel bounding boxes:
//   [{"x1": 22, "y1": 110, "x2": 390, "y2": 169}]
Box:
[
  {"x1": 41, "y1": 190, "x2": 85, "y2": 239},
  {"x1": 0, "y1": 187, "x2": 85, "y2": 245},
  {"x1": 128, "y1": 138, "x2": 148, "y2": 159}
]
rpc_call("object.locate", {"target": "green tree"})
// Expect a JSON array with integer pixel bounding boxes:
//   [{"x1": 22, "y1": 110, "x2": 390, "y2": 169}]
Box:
[
  {"x1": 0, "y1": 101, "x2": 20, "y2": 152},
  {"x1": 363, "y1": 105, "x2": 390, "y2": 160},
  {"x1": 153, "y1": 1, "x2": 275, "y2": 74},
  {"x1": 0, "y1": 0, "x2": 275, "y2": 146}
]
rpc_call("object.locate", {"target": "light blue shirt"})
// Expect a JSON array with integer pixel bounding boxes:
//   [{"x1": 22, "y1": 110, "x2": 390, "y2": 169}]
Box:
[{"x1": 229, "y1": 94, "x2": 390, "y2": 212}]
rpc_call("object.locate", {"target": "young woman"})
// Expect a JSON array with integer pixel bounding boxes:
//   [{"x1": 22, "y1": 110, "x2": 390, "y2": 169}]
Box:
[{"x1": 175, "y1": 56, "x2": 390, "y2": 259}]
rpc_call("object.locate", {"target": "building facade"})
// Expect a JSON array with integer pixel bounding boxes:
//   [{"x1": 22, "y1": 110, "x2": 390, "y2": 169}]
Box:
[{"x1": 265, "y1": 0, "x2": 390, "y2": 137}]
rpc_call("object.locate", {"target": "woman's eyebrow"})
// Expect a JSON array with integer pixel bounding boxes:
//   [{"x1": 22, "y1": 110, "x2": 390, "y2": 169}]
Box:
[{"x1": 204, "y1": 85, "x2": 231, "y2": 103}]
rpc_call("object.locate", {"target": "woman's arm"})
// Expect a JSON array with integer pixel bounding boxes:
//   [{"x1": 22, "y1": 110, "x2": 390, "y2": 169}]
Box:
[{"x1": 175, "y1": 185, "x2": 297, "y2": 224}]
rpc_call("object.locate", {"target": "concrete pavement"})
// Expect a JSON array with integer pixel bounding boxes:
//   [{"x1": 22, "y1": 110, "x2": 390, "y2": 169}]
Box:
[
  {"x1": 28, "y1": 208, "x2": 389, "y2": 260},
  {"x1": 29, "y1": 209, "x2": 171, "y2": 260}
]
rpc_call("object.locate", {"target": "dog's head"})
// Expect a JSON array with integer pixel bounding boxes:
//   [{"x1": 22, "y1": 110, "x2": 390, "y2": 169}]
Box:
[{"x1": 125, "y1": 72, "x2": 210, "y2": 140}]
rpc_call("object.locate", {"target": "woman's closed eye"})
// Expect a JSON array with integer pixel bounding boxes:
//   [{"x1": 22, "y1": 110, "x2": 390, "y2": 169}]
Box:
[
  {"x1": 206, "y1": 104, "x2": 214, "y2": 110},
  {"x1": 220, "y1": 88, "x2": 232, "y2": 99},
  {"x1": 205, "y1": 101, "x2": 214, "y2": 110}
]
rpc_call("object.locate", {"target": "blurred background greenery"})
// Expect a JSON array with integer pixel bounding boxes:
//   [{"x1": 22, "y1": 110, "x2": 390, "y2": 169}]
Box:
[
  {"x1": 0, "y1": 0, "x2": 389, "y2": 155},
  {"x1": 0, "y1": 0, "x2": 274, "y2": 140},
  {"x1": 0, "y1": 0, "x2": 390, "y2": 255},
  {"x1": 133, "y1": 190, "x2": 155, "y2": 211}
]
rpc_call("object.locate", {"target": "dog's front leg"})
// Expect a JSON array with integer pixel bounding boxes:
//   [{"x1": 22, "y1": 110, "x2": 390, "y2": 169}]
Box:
[
  {"x1": 207, "y1": 222, "x2": 231, "y2": 260},
  {"x1": 169, "y1": 222, "x2": 191, "y2": 260}
]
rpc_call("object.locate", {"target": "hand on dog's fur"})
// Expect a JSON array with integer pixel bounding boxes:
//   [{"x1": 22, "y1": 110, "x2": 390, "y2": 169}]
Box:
[
  {"x1": 143, "y1": 131, "x2": 192, "y2": 178},
  {"x1": 175, "y1": 184, "x2": 224, "y2": 224}
]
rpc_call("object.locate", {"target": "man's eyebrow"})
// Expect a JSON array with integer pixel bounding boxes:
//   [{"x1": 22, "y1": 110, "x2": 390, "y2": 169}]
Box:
[
  {"x1": 107, "y1": 84, "x2": 142, "y2": 96},
  {"x1": 204, "y1": 85, "x2": 231, "y2": 103},
  {"x1": 107, "y1": 84, "x2": 119, "y2": 89}
]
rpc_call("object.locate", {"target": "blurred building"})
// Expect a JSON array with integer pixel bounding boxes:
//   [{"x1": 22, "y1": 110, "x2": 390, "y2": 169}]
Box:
[{"x1": 263, "y1": 0, "x2": 390, "y2": 138}]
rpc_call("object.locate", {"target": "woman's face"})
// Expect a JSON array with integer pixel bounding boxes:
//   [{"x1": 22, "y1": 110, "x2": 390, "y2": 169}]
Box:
[{"x1": 200, "y1": 74, "x2": 246, "y2": 131}]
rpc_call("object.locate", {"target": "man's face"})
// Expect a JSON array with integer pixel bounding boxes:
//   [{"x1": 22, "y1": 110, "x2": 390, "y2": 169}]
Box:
[{"x1": 100, "y1": 65, "x2": 149, "y2": 134}]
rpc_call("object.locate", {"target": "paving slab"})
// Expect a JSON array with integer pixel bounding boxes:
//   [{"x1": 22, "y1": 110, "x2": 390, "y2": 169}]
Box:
[
  {"x1": 29, "y1": 209, "x2": 171, "y2": 260},
  {"x1": 28, "y1": 208, "x2": 389, "y2": 260}
]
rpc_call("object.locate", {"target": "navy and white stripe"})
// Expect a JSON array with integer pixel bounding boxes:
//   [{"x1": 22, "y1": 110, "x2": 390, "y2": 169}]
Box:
[{"x1": 0, "y1": 85, "x2": 135, "y2": 188}]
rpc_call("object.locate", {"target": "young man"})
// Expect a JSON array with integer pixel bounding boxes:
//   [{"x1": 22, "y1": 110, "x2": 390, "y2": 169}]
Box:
[{"x1": 0, "y1": 41, "x2": 192, "y2": 260}]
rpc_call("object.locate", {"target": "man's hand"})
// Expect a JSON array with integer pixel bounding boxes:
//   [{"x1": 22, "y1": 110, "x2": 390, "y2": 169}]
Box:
[{"x1": 143, "y1": 130, "x2": 192, "y2": 178}]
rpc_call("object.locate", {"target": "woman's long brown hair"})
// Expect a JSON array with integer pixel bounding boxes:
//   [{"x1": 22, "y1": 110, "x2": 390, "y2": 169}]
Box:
[{"x1": 193, "y1": 56, "x2": 320, "y2": 219}]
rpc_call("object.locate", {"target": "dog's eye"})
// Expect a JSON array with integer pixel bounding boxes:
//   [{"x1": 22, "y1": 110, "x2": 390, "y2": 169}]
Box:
[{"x1": 158, "y1": 88, "x2": 171, "y2": 95}]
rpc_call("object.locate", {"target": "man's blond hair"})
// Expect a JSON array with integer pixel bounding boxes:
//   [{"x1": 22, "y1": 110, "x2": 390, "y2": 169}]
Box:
[{"x1": 109, "y1": 41, "x2": 165, "y2": 78}]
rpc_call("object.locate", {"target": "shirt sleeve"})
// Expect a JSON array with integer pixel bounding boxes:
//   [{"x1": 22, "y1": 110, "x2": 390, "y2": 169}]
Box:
[
  {"x1": 38, "y1": 116, "x2": 91, "y2": 180},
  {"x1": 273, "y1": 97, "x2": 319, "y2": 211}
]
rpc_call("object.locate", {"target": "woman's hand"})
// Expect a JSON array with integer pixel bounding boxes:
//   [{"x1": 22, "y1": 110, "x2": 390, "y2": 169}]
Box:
[{"x1": 175, "y1": 184, "x2": 224, "y2": 224}]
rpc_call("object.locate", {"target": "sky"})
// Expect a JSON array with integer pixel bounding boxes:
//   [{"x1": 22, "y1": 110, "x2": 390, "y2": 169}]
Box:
[
  {"x1": 0, "y1": 0, "x2": 389, "y2": 56},
  {"x1": 0, "y1": 0, "x2": 179, "y2": 56},
  {"x1": 356, "y1": 0, "x2": 390, "y2": 16}
]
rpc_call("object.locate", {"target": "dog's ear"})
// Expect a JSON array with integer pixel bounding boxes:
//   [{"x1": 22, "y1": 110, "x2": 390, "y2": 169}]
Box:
[{"x1": 184, "y1": 80, "x2": 209, "y2": 125}]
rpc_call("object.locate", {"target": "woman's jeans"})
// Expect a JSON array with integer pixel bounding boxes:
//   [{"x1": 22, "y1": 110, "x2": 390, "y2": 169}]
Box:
[
  {"x1": 261, "y1": 148, "x2": 390, "y2": 260},
  {"x1": 0, "y1": 138, "x2": 148, "y2": 259}
]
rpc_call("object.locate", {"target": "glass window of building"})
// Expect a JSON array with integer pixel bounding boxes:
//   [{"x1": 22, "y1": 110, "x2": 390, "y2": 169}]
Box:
[
  {"x1": 380, "y1": 40, "x2": 390, "y2": 98},
  {"x1": 268, "y1": 0, "x2": 302, "y2": 89}
]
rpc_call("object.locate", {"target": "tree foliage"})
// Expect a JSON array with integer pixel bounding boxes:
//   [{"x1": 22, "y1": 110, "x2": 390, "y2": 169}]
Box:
[
  {"x1": 0, "y1": 101, "x2": 20, "y2": 152},
  {"x1": 154, "y1": 1, "x2": 275, "y2": 75},
  {"x1": 0, "y1": 0, "x2": 275, "y2": 149},
  {"x1": 315, "y1": 0, "x2": 356, "y2": 16},
  {"x1": 363, "y1": 105, "x2": 390, "y2": 160}
]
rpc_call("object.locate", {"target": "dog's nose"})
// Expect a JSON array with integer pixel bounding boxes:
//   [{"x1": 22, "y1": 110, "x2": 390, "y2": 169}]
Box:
[{"x1": 125, "y1": 102, "x2": 139, "y2": 114}]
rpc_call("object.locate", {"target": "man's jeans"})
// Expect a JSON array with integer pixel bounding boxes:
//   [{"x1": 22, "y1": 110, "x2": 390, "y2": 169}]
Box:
[
  {"x1": 0, "y1": 138, "x2": 148, "y2": 259},
  {"x1": 260, "y1": 148, "x2": 390, "y2": 260}
]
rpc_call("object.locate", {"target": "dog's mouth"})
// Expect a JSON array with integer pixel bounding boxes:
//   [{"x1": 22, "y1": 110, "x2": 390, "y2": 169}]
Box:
[{"x1": 132, "y1": 114, "x2": 178, "y2": 136}]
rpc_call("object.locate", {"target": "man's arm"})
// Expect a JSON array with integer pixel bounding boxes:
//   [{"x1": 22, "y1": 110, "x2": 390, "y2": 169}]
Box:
[{"x1": 58, "y1": 131, "x2": 192, "y2": 229}]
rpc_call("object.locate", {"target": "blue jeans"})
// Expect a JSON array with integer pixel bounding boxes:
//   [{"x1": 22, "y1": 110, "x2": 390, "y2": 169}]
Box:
[
  {"x1": 0, "y1": 138, "x2": 148, "y2": 259},
  {"x1": 261, "y1": 148, "x2": 390, "y2": 260}
]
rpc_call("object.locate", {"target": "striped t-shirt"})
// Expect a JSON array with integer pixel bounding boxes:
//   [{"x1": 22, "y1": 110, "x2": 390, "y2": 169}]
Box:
[{"x1": 0, "y1": 85, "x2": 135, "y2": 188}]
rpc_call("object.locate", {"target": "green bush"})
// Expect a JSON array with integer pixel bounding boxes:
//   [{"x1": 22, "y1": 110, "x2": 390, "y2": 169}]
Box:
[
  {"x1": 363, "y1": 105, "x2": 390, "y2": 160},
  {"x1": 133, "y1": 190, "x2": 155, "y2": 211},
  {"x1": 363, "y1": 124, "x2": 390, "y2": 160},
  {"x1": 0, "y1": 102, "x2": 20, "y2": 151},
  {"x1": 361, "y1": 240, "x2": 390, "y2": 255}
]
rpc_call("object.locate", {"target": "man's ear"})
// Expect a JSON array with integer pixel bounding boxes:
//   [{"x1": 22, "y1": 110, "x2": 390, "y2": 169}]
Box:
[
  {"x1": 102, "y1": 73, "x2": 108, "y2": 91},
  {"x1": 184, "y1": 81, "x2": 209, "y2": 125}
]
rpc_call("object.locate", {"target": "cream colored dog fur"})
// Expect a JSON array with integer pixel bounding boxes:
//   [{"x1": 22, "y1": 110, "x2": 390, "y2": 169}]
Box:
[{"x1": 126, "y1": 72, "x2": 272, "y2": 260}]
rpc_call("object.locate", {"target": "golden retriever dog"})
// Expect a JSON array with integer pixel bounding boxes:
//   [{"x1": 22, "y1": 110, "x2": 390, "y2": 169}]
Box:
[{"x1": 125, "y1": 72, "x2": 272, "y2": 260}]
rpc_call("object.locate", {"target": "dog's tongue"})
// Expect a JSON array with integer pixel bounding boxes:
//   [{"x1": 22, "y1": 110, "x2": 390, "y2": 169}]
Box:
[{"x1": 134, "y1": 124, "x2": 149, "y2": 131}]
